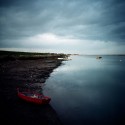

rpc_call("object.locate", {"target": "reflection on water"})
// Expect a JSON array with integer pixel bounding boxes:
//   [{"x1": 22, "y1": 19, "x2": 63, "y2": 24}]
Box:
[{"x1": 44, "y1": 55, "x2": 125, "y2": 125}]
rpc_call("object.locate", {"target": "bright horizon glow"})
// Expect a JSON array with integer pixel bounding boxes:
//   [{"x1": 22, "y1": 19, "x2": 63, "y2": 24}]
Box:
[
  {"x1": 25, "y1": 33, "x2": 78, "y2": 46},
  {"x1": 0, "y1": 32, "x2": 125, "y2": 55}
]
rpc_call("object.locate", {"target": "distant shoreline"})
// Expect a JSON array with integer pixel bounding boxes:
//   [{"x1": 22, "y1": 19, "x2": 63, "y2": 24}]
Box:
[{"x1": 0, "y1": 50, "x2": 70, "y2": 60}]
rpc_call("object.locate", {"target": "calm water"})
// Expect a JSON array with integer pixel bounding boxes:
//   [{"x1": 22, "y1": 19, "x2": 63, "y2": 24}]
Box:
[{"x1": 44, "y1": 55, "x2": 125, "y2": 125}]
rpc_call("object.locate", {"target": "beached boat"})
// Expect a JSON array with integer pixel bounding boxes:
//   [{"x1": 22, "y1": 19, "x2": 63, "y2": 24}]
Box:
[{"x1": 17, "y1": 88, "x2": 51, "y2": 105}]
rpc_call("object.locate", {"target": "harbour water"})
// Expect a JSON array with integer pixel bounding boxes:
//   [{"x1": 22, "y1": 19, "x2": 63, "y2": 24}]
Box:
[{"x1": 44, "y1": 55, "x2": 125, "y2": 125}]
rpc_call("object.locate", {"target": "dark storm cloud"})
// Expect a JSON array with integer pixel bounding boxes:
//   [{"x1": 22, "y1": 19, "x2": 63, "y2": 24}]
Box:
[
  {"x1": 0, "y1": 0, "x2": 35, "y2": 7},
  {"x1": 0, "y1": 0, "x2": 55, "y2": 41},
  {"x1": 0, "y1": 0, "x2": 125, "y2": 50}
]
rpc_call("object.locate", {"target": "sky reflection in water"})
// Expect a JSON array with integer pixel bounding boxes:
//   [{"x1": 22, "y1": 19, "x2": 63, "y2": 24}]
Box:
[{"x1": 44, "y1": 55, "x2": 125, "y2": 125}]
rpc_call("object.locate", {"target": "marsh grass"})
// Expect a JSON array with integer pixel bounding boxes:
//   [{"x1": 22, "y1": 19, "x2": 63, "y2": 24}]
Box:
[{"x1": 0, "y1": 50, "x2": 69, "y2": 60}]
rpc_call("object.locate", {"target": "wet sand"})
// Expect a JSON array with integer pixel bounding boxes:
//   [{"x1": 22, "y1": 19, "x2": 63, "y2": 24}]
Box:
[{"x1": 0, "y1": 52, "x2": 67, "y2": 125}]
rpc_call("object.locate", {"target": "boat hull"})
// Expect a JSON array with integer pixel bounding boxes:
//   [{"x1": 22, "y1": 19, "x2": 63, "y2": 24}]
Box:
[{"x1": 17, "y1": 89, "x2": 51, "y2": 105}]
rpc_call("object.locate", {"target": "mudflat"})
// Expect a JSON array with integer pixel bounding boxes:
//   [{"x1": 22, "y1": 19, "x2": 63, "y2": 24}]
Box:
[{"x1": 0, "y1": 51, "x2": 68, "y2": 125}]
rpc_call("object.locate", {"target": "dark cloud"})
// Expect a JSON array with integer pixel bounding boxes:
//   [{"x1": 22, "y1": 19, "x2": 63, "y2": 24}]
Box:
[
  {"x1": 0, "y1": 0, "x2": 35, "y2": 7},
  {"x1": 0, "y1": 0, "x2": 125, "y2": 53}
]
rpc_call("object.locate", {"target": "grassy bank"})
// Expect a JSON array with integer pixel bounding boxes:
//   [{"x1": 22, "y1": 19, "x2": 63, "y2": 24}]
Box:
[{"x1": 0, "y1": 50, "x2": 70, "y2": 60}]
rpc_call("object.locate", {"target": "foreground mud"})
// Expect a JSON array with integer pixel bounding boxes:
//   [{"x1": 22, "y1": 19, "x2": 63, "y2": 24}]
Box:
[{"x1": 0, "y1": 55, "x2": 66, "y2": 125}]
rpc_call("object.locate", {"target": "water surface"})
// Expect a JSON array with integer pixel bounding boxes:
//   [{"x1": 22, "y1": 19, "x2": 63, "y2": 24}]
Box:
[{"x1": 44, "y1": 55, "x2": 125, "y2": 125}]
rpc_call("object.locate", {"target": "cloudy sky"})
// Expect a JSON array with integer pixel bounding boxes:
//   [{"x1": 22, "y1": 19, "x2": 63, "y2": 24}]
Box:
[{"x1": 0, "y1": 0, "x2": 125, "y2": 54}]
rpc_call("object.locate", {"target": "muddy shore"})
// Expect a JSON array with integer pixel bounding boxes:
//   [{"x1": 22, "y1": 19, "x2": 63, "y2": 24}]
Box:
[{"x1": 0, "y1": 51, "x2": 69, "y2": 125}]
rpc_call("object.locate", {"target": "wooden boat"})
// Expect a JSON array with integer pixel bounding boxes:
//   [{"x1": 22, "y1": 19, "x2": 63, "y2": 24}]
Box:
[{"x1": 17, "y1": 88, "x2": 51, "y2": 105}]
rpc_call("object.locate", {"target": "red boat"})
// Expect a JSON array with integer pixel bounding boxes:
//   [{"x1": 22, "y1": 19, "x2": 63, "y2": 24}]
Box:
[{"x1": 17, "y1": 88, "x2": 51, "y2": 105}]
